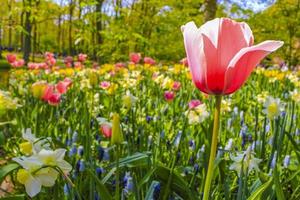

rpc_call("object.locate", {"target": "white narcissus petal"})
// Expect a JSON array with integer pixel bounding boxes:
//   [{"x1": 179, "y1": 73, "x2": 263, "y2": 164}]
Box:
[
  {"x1": 36, "y1": 168, "x2": 59, "y2": 187},
  {"x1": 57, "y1": 160, "x2": 72, "y2": 173},
  {"x1": 24, "y1": 176, "x2": 42, "y2": 198},
  {"x1": 54, "y1": 148, "x2": 67, "y2": 160}
]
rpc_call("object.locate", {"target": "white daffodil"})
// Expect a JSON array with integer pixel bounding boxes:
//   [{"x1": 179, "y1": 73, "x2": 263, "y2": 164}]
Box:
[
  {"x1": 229, "y1": 146, "x2": 261, "y2": 176},
  {"x1": 185, "y1": 104, "x2": 209, "y2": 125},
  {"x1": 37, "y1": 149, "x2": 72, "y2": 173},
  {"x1": 263, "y1": 96, "x2": 284, "y2": 119},
  {"x1": 19, "y1": 128, "x2": 51, "y2": 155},
  {"x1": 122, "y1": 91, "x2": 138, "y2": 109},
  {"x1": 290, "y1": 89, "x2": 300, "y2": 103},
  {"x1": 13, "y1": 156, "x2": 61, "y2": 192}
]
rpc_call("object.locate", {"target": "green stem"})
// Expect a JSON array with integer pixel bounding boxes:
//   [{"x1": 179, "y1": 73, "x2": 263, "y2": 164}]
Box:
[
  {"x1": 115, "y1": 145, "x2": 120, "y2": 200},
  {"x1": 203, "y1": 95, "x2": 222, "y2": 200}
]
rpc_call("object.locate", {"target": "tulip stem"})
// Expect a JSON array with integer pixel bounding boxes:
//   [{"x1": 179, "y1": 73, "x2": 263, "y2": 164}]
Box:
[
  {"x1": 203, "y1": 95, "x2": 222, "y2": 200},
  {"x1": 115, "y1": 145, "x2": 120, "y2": 200}
]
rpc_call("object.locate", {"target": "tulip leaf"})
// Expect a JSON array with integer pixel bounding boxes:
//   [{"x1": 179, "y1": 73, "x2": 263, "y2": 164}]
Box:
[
  {"x1": 1, "y1": 194, "x2": 25, "y2": 200},
  {"x1": 154, "y1": 164, "x2": 197, "y2": 200},
  {"x1": 145, "y1": 181, "x2": 160, "y2": 200},
  {"x1": 0, "y1": 163, "x2": 19, "y2": 183},
  {"x1": 86, "y1": 169, "x2": 113, "y2": 200},
  {"x1": 108, "y1": 152, "x2": 150, "y2": 168},
  {"x1": 247, "y1": 178, "x2": 273, "y2": 200}
]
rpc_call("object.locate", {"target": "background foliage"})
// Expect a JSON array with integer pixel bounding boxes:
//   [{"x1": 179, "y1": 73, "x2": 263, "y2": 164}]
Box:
[{"x1": 0, "y1": 0, "x2": 299, "y2": 65}]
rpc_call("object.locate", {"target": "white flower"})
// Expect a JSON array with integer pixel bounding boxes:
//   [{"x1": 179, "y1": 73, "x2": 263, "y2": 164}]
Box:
[
  {"x1": 37, "y1": 149, "x2": 72, "y2": 173},
  {"x1": 13, "y1": 156, "x2": 58, "y2": 197},
  {"x1": 229, "y1": 146, "x2": 261, "y2": 176},
  {"x1": 263, "y1": 96, "x2": 284, "y2": 119},
  {"x1": 20, "y1": 128, "x2": 51, "y2": 155},
  {"x1": 185, "y1": 104, "x2": 209, "y2": 124}
]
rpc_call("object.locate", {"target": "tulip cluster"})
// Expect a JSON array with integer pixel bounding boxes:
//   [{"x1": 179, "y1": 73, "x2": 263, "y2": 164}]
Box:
[
  {"x1": 6, "y1": 54, "x2": 25, "y2": 68},
  {"x1": 31, "y1": 78, "x2": 72, "y2": 106}
]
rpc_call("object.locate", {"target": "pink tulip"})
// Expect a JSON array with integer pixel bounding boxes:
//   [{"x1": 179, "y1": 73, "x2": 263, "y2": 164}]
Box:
[
  {"x1": 28, "y1": 62, "x2": 37, "y2": 70},
  {"x1": 78, "y1": 53, "x2": 87, "y2": 62},
  {"x1": 144, "y1": 57, "x2": 156, "y2": 65},
  {"x1": 56, "y1": 81, "x2": 68, "y2": 94},
  {"x1": 42, "y1": 85, "x2": 61, "y2": 106},
  {"x1": 100, "y1": 81, "x2": 111, "y2": 90},
  {"x1": 6, "y1": 54, "x2": 17, "y2": 63},
  {"x1": 63, "y1": 78, "x2": 73, "y2": 87},
  {"x1": 45, "y1": 52, "x2": 54, "y2": 59},
  {"x1": 56, "y1": 78, "x2": 72, "y2": 94},
  {"x1": 100, "y1": 123, "x2": 112, "y2": 138},
  {"x1": 182, "y1": 18, "x2": 283, "y2": 95},
  {"x1": 172, "y1": 81, "x2": 181, "y2": 91},
  {"x1": 129, "y1": 53, "x2": 141, "y2": 64},
  {"x1": 11, "y1": 59, "x2": 25, "y2": 68},
  {"x1": 164, "y1": 91, "x2": 175, "y2": 102},
  {"x1": 48, "y1": 58, "x2": 56, "y2": 66},
  {"x1": 115, "y1": 62, "x2": 126, "y2": 68},
  {"x1": 188, "y1": 100, "x2": 202, "y2": 109},
  {"x1": 74, "y1": 62, "x2": 82, "y2": 68}
]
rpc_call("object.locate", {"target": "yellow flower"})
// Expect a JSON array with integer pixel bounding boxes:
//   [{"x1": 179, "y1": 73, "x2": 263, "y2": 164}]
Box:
[
  {"x1": 290, "y1": 89, "x2": 300, "y2": 103},
  {"x1": 221, "y1": 99, "x2": 232, "y2": 113},
  {"x1": 31, "y1": 81, "x2": 47, "y2": 99},
  {"x1": 17, "y1": 169, "x2": 31, "y2": 184},
  {"x1": 162, "y1": 77, "x2": 174, "y2": 89},
  {"x1": 19, "y1": 142, "x2": 33, "y2": 155},
  {"x1": 257, "y1": 91, "x2": 269, "y2": 103},
  {"x1": 108, "y1": 83, "x2": 118, "y2": 95}
]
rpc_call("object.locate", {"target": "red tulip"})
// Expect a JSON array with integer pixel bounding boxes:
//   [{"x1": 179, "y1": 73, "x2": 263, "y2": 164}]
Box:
[
  {"x1": 6, "y1": 54, "x2": 17, "y2": 63},
  {"x1": 182, "y1": 18, "x2": 283, "y2": 95},
  {"x1": 100, "y1": 123, "x2": 112, "y2": 138},
  {"x1": 164, "y1": 91, "x2": 175, "y2": 102},
  {"x1": 129, "y1": 53, "x2": 141, "y2": 64}
]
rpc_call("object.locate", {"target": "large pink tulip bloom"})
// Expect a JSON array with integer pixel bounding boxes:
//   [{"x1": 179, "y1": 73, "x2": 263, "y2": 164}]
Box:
[{"x1": 182, "y1": 18, "x2": 283, "y2": 95}]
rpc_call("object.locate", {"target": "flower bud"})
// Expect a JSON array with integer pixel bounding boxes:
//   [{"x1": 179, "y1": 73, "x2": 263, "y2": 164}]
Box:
[{"x1": 111, "y1": 113, "x2": 123, "y2": 145}]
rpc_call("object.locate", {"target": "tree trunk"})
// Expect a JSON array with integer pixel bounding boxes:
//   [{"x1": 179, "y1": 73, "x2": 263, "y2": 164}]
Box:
[
  {"x1": 68, "y1": 0, "x2": 75, "y2": 55},
  {"x1": 20, "y1": 10, "x2": 24, "y2": 52},
  {"x1": 23, "y1": 0, "x2": 32, "y2": 63},
  {"x1": 96, "y1": 0, "x2": 104, "y2": 62},
  {"x1": 204, "y1": 0, "x2": 217, "y2": 22},
  {"x1": 8, "y1": 0, "x2": 13, "y2": 48}
]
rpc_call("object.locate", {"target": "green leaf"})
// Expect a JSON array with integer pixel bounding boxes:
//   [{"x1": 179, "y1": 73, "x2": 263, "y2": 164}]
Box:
[
  {"x1": 108, "y1": 152, "x2": 150, "y2": 168},
  {"x1": 0, "y1": 194, "x2": 26, "y2": 200},
  {"x1": 273, "y1": 165, "x2": 285, "y2": 200},
  {"x1": 145, "y1": 181, "x2": 160, "y2": 200},
  {"x1": 247, "y1": 178, "x2": 273, "y2": 200},
  {"x1": 154, "y1": 165, "x2": 197, "y2": 200},
  {"x1": 0, "y1": 163, "x2": 19, "y2": 183},
  {"x1": 86, "y1": 169, "x2": 113, "y2": 200}
]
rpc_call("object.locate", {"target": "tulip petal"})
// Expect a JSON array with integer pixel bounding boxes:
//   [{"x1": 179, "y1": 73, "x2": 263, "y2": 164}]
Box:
[
  {"x1": 224, "y1": 40, "x2": 284, "y2": 94},
  {"x1": 182, "y1": 22, "x2": 210, "y2": 93},
  {"x1": 200, "y1": 18, "x2": 253, "y2": 93}
]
